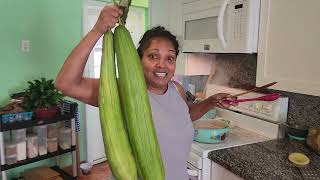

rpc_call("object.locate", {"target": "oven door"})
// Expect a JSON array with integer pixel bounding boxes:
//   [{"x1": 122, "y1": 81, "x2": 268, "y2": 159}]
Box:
[{"x1": 187, "y1": 161, "x2": 202, "y2": 180}]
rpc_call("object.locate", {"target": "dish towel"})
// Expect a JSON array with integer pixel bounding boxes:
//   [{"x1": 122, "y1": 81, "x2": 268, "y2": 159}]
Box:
[{"x1": 61, "y1": 100, "x2": 80, "y2": 132}]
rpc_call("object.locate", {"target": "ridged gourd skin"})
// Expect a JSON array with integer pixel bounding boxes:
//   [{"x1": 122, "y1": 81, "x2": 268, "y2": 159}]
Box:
[
  {"x1": 114, "y1": 25, "x2": 165, "y2": 180},
  {"x1": 98, "y1": 31, "x2": 138, "y2": 180}
]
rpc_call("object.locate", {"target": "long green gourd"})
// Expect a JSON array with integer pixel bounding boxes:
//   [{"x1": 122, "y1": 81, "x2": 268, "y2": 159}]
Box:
[
  {"x1": 114, "y1": 24, "x2": 165, "y2": 180},
  {"x1": 98, "y1": 31, "x2": 138, "y2": 180}
]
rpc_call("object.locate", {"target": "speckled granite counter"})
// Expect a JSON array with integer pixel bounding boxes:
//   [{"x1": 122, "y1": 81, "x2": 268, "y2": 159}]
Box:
[{"x1": 208, "y1": 139, "x2": 320, "y2": 180}]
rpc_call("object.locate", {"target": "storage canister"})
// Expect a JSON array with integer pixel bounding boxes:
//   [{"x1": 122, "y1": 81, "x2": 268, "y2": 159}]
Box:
[
  {"x1": 27, "y1": 135, "x2": 38, "y2": 158},
  {"x1": 59, "y1": 127, "x2": 72, "y2": 150},
  {"x1": 5, "y1": 143, "x2": 17, "y2": 157},
  {"x1": 47, "y1": 123, "x2": 58, "y2": 138},
  {"x1": 38, "y1": 137, "x2": 48, "y2": 155},
  {"x1": 47, "y1": 137, "x2": 58, "y2": 152},
  {"x1": 12, "y1": 128, "x2": 27, "y2": 143},
  {"x1": 16, "y1": 141, "x2": 27, "y2": 161},
  {"x1": 5, "y1": 154, "x2": 17, "y2": 165}
]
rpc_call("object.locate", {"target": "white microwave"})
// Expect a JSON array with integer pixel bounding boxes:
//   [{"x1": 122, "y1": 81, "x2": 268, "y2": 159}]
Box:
[{"x1": 182, "y1": 0, "x2": 260, "y2": 53}]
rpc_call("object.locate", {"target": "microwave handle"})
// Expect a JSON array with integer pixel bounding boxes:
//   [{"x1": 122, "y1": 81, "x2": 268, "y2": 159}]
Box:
[{"x1": 218, "y1": 0, "x2": 229, "y2": 49}]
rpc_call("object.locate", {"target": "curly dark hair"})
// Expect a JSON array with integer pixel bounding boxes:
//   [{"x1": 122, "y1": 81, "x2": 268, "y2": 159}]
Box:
[{"x1": 137, "y1": 26, "x2": 179, "y2": 58}]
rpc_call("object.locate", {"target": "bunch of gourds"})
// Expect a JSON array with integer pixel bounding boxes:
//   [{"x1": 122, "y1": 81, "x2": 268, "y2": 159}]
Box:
[{"x1": 98, "y1": 2, "x2": 165, "y2": 180}]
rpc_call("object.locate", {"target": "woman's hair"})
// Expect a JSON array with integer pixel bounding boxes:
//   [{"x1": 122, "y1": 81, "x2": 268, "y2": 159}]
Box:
[{"x1": 137, "y1": 26, "x2": 179, "y2": 58}]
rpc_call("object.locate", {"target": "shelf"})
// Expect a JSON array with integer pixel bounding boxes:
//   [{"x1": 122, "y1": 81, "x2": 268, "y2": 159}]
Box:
[
  {"x1": 1, "y1": 146, "x2": 76, "y2": 171},
  {"x1": 0, "y1": 114, "x2": 74, "y2": 132}
]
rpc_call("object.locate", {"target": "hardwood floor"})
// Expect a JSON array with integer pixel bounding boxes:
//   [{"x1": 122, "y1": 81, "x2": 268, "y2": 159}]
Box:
[{"x1": 77, "y1": 162, "x2": 113, "y2": 180}]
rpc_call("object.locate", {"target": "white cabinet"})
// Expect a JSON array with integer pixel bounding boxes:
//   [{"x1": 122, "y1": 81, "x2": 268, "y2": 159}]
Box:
[
  {"x1": 257, "y1": 0, "x2": 320, "y2": 96},
  {"x1": 149, "y1": 0, "x2": 211, "y2": 75}
]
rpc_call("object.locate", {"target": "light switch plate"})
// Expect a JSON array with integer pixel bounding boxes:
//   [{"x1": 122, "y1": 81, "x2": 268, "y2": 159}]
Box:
[{"x1": 21, "y1": 40, "x2": 30, "y2": 53}]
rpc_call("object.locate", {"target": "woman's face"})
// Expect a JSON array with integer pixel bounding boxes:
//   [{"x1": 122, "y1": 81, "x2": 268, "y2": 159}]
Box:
[{"x1": 141, "y1": 37, "x2": 177, "y2": 94}]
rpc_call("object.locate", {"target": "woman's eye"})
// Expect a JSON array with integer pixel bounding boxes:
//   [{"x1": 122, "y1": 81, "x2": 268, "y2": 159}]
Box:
[
  {"x1": 148, "y1": 54, "x2": 158, "y2": 60},
  {"x1": 167, "y1": 57, "x2": 176, "y2": 63}
]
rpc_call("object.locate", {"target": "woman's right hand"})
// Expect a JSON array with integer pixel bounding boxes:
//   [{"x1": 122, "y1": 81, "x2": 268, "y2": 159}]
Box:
[{"x1": 92, "y1": 5, "x2": 123, "y2": 35}]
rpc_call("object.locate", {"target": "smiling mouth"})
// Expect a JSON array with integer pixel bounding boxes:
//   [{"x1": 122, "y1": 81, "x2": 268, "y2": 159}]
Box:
[{"x1": 154, "y1": 72, "x2": 167, "y2": 78}]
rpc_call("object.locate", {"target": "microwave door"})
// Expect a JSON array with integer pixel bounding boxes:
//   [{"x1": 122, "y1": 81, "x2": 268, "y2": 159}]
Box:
[{"x1": 182, "y1": 7, "x2": 223, "y2": 53}]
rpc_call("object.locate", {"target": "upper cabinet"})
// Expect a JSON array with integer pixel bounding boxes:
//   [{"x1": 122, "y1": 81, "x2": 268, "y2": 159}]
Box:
[
  {"x1": 257, "y1": 0, "x2": 320, "y2": 96},
  {"x1": 149, "y1": 0, "x2": 211, "y2": 75}
]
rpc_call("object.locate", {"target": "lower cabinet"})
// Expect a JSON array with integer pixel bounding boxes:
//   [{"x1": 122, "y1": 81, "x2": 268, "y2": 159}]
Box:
[{"x1": 211, "y1": 161, "x2": 243, "y2": 180}]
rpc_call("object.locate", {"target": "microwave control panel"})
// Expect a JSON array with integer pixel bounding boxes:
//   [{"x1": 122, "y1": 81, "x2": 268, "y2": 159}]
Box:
[{"x1": 230, "y1": 0, "x2": 248, "y2": 40}]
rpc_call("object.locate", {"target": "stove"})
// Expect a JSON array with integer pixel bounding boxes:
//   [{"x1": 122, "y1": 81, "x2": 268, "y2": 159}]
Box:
[{"x1": 187, "y1": 84, "x2": 289, "y2": 180}]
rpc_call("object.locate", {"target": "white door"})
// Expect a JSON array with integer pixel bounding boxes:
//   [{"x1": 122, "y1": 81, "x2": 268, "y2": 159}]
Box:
[
  {"x1": 83, "y1": 0, "x2": 148, "y2": 164},
  {"x1": 83, "y1": 0, "x2": 107, "y2": 165}
]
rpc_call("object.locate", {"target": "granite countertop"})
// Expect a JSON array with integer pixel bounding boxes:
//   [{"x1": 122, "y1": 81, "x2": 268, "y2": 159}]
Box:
[{"x1": 208, "y1": 138, "x2": 320, "y2": 180}]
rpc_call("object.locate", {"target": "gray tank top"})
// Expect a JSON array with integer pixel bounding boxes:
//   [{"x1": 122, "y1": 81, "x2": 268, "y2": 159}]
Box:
[{"x1": 148, "y1": 81, "x2": 194, "y2": 180}]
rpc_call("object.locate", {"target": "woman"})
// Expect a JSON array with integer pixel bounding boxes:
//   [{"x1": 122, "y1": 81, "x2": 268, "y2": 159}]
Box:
[{"x1": 56, "y1": 5, "x2": 231, "y2": 180}]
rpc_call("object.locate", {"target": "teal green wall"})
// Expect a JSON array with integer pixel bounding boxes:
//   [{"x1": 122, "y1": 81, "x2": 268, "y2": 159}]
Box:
[
  {"x1": 0, "y1": 0, "x2": 148, "y2": 178},
  {"x1": 0, "y1": 0, "x2": 84, "y2": 179}
]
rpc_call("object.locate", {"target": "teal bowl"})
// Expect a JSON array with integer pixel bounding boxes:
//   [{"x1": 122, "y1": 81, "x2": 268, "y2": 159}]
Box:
[{"x1": 193, "y1": 118, "x2": 230, "y2": 144}]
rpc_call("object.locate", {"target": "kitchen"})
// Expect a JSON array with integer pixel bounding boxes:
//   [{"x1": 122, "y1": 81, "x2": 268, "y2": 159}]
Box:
[{"x1": 1, "y1": 0, "x2": 320, "y2": 179}]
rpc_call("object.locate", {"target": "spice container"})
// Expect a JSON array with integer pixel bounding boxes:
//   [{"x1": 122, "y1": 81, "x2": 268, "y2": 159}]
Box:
[
  {"x1": 5, "y1": 154, "x2": 17, "y2": 165},
  {"x1": 59, "y1": 127, "x2": 72, "y2": 150},
  {"x1": 16, "y1": 141, "x2": 27, "y2": 161},
  {"x1": 47, "y1": 137, "x2": 58, "y2": 152},
  {"x1": 27, "y1": 135, "x2": 38, "y2": 158},
  {"x1": 5, "y1": 143, "x2": 17, "y2": 157},
  {"x1": 12, "y1": 128, "x2": 27, "y2": 143},
  {"x1": 47, "y1": 123, "x2": 58, "y2": 138}
]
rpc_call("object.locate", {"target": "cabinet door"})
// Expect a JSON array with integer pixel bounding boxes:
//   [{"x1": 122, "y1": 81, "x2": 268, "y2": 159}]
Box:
[
  {"x1": 211, "y1": 161, "x2": 243, "y2": 180},
  {"x1": 257, "y1": 0, "x2": 320, "y2": 96},
  {"x1": 149, "y1": 0, "x2": 186, "y2": 75}
]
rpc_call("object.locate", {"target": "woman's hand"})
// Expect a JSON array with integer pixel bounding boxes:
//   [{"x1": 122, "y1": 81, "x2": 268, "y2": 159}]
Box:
[
  {"x1": 207, "y1": 93, "x2": 235, "y2": 109},
  {"x1": 92, "y1": 5, "x2": 123, "y2": 35}
]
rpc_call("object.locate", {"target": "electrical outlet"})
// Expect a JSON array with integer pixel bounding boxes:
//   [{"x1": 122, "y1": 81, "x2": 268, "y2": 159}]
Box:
[{"x1": 21, "y1": 40, "x2": 30, "y2": 53}]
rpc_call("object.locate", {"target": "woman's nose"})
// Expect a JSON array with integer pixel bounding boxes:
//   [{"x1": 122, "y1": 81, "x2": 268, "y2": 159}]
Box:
[{"x1": 156, "y1": 59, "x2": 165, "y2": 68}]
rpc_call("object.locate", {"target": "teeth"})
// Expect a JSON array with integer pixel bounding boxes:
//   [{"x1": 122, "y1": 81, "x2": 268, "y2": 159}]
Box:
[{"x1": 155, "y1": 72, "x2": 167, "y2": 77}]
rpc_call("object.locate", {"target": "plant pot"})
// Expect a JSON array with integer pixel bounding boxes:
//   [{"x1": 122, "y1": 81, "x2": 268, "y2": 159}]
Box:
[{"x1": 34, "y1": 107, "x2": 59, "y2": 119}]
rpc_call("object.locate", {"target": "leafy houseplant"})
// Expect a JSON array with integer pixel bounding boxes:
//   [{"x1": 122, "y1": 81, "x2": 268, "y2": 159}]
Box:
[{"x1": 23, "y1": 77, "x2": 63, "y2": 119}]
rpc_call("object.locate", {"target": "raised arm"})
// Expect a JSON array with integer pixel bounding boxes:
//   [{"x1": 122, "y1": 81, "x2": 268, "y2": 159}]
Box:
[{"x1": 55, "y1": 5, "x2": 122, "y2": 106}]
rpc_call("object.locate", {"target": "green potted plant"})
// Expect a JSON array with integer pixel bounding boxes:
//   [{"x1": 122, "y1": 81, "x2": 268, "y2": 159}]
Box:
[{"x1": 23, "y1": 77, "x2": 63, "y2": 119}]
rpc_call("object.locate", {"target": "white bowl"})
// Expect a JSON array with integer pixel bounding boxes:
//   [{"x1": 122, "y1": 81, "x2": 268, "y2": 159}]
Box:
[{"x1": 80, "y1": 162, "x2": 93, "y2": 174}]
